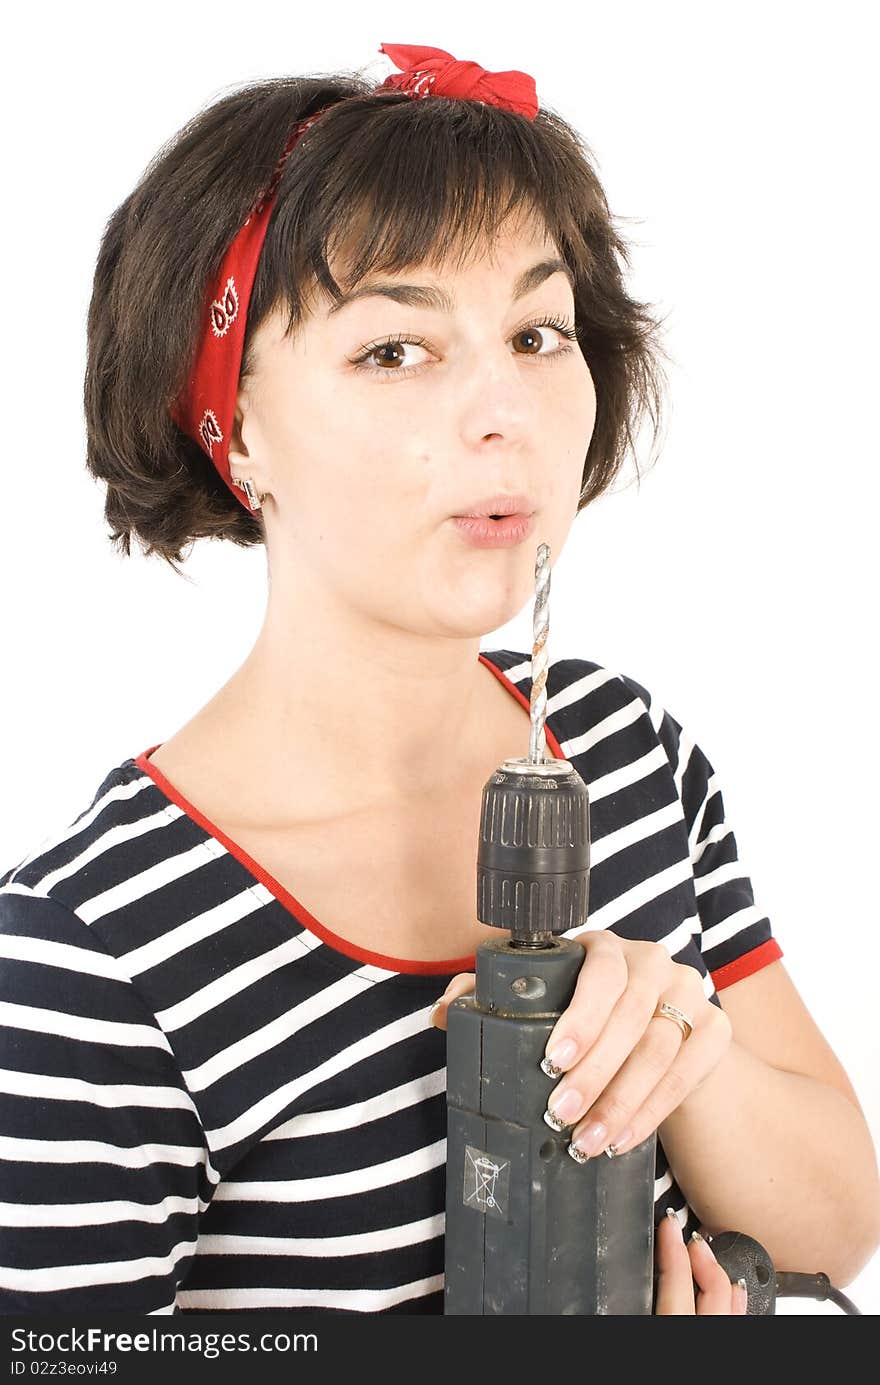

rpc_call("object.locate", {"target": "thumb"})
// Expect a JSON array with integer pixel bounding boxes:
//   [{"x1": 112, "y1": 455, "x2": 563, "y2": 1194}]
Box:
[{"x1": 429, "y1": 973, "x2": 476, "y2": 1029}]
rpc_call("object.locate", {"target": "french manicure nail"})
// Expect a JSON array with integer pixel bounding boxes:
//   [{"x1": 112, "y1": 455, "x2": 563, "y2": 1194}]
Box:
[
  {"x1": 566, "y1": 1141, "x2": 590, "y2": 1164},
  {"x1": 546, "y1": 1088, "x2": 582, "y2": 1124},
  {"x1": 542, "y1": 1038, "x2": 577, "y2": 1075},
  {"x1": 568, "y1": 1121, "x2": 607, "y2": 1158},
  {"x1": 689, "y1": 1230, "x2": 714, "y2": 1257},
  {"x1": 603, "y1": 1128, "x2": 633, "y2": 1158}
]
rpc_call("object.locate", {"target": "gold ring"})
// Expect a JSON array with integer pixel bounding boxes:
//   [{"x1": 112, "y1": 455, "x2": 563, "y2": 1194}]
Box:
[{"x1": 654, "y1": 1001, "x2": 694, "y2": 1042}]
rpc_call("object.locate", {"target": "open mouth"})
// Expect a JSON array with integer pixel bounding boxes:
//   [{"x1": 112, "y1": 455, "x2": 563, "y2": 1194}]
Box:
[{"x1": 452, "y1": 512, "x2": 536, "y2": 546}]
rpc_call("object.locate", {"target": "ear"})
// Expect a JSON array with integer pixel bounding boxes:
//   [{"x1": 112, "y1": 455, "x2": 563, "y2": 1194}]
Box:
[
  {"x1": 227, "y1": 400, "x2": 248, "y2": 474},
  {"x1": 228, "y1": 391, "x2": 269, "y2": 498}
]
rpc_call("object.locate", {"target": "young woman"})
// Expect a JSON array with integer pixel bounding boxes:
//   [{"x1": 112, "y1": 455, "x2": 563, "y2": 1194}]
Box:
[{"x1": 1, "y1": 41, "x2": 877, "y2": 1316}]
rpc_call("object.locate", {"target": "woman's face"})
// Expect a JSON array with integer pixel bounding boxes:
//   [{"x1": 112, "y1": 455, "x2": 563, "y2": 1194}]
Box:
[{"x1": 234, "y1": 216, "x2": 597, "y2": 638}]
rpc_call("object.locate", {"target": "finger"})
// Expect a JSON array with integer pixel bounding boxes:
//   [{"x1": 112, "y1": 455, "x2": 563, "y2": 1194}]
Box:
[
  {"x1": 653, "y1": 1210, "x2": 696, "y2": 1315},
  {"x1": 563, "y1": 1001, "x2": 731, "y2": 1159},
  {"x1": 540, "y1": 932, "x2": 630, "y2": 1073},
  {"x1": 542, "y1": 935, "x2": 679, "y2": 1085},
  {"x1": 689, "y1": 1232, "x2": 738, "y2": 1316},
  {"x1": 429, "y1": 974, "x2": 475, "y2": 1030},
  {"x1": 548, "y1": 985, "x2": 683, "y2": 1150}
]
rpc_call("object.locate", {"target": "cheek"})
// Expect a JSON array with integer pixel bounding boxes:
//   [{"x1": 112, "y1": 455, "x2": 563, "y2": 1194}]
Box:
[
  {"x1": 269, "y1": 384, "x2": 386, "y2": 503},
  {"x1": 549, "y1": 368, "x2": 597, "y2": 492},
  {"x1": 571, "y1": 358, "x2": 598, "y2": 430},
  {"x1": 300, "y1": 444, "x2": 427, "y2": 560}
]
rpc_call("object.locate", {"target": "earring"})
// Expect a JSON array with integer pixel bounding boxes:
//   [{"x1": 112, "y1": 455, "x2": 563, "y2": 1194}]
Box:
[{"x1": 232, "y1": 477, "x2": 263, "y2": 511}]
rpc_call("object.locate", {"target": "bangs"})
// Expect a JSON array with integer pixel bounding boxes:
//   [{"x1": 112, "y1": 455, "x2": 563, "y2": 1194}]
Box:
[{"x1": 248, "y1": 94, "x2": 594, "y2": 347}]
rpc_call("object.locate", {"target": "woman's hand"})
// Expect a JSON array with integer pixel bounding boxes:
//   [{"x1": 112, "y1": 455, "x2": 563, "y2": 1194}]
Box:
[
  {"x1": 655, "y1": 1212, "x2": 748, "y2": 1314},
  {"x1": 430, "y1": 930, "x2": 732, "y2": 1160}
]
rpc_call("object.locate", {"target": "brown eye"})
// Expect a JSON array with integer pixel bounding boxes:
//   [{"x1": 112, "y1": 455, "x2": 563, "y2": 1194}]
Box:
[
  {"x1": 374, "y1": 343, "x2": 406, "y2": 368},
  {"x1": 514, "y1": 327, "x2": 545, "y2": 355},
  {"x1": 512, "y1": 319, "x2": 580, "y2": 356},
  {"x1": 351, "y1": 334, "x2": 431, "y2": 376}
]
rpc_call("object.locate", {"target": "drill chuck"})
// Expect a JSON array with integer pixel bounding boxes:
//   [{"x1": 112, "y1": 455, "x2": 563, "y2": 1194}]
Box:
[{"x1": 477, "y1": 756, "x2": 590, "y2": 942}]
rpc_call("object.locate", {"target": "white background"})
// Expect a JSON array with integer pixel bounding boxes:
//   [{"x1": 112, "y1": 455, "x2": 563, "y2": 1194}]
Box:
[{"x1": 2, "y1": 0, "x2": 877, "y2": 1315}]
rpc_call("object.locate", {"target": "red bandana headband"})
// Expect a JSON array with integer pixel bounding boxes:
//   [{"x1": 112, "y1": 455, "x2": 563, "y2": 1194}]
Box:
[{"x1": 169, "y1": 42, "x2": 539, "y2": 514}]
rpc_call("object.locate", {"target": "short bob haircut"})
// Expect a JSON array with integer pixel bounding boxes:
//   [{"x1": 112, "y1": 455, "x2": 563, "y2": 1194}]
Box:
[{"x1": 84, "y1": 66, "x2": 671, "y2": 575}]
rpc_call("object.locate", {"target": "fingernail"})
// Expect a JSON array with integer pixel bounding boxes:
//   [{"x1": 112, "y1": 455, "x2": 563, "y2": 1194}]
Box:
[
  {"x1": 689, "y1": 1230, "x2": 714, "y2": 1256},
  {"x1": 567, "y1": 1121, "x2": 607, "y2": 1159},
  {"x1": 544, "y1": 1109, "x2": 569, "y2": 1132},
  {"x1": 736, "y1": 1277, "x2": 748, "y2": 1309},
  {"x1": 566, "y1": 1141, "x2": 591, "y2": 1164},
  {"x1": 541, "y1": 1038, "x2": 577, "y2": 1076},
  {"x1": 428, "y1": 998, "x2": 443, "y2": 1025},
  {"x1": 546, "y1": 1088, "x2": 582, "y2": 1124},
  {"x1": 665, "y1": 1208, "x2": 680, "y2": 1226},
  {"x1": 603, "y1": 1128, "x2": 633, "y2": 1158}
]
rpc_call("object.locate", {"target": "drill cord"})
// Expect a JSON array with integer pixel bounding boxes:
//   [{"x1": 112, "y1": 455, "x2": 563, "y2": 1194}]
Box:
[{"x1": 775, "y1": 1272, "x2": 862, "y2": 1314}]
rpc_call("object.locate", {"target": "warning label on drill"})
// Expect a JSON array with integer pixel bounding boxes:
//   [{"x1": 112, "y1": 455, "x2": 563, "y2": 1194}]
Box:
[{"x1": 463, "y1": 1145, "x2": 510, "y2": 1219}]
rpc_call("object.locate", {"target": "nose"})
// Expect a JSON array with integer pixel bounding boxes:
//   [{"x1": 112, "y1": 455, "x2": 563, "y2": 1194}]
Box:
[{"x1": 455, "y1": 340, "x2": 534, "y2": 444}]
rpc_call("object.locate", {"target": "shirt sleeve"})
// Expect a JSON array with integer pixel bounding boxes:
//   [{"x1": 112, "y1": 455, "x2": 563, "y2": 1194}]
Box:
[
  {"x1": 659, "y1": 705, "x2": 783, "y2": 989},
  {"x1": 620, "y1": 674, "x2": 783, "y2": 991},
  {"x1": 0, "y1": 886, "x2": 214, "y2": 1313}
]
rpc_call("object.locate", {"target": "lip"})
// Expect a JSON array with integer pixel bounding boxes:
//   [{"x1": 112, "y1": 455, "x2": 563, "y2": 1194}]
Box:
[
  {"x1": 453, "y1": 492, "x2": 536, "y2": 519},
  {"x1": 452, "y1": 513, "x2": 537, "y2": 548}
]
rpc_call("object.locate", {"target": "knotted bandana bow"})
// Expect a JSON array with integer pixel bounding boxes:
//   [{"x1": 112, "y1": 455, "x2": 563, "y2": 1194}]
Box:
[{"x1": 377, "y1": 42, "x2": 538, "y2": 117}]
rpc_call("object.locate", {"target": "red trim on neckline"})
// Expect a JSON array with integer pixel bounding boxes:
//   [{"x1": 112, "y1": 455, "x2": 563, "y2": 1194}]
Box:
[{"x1": 133, "y1": 652, "x2": 566, "y2": 976}]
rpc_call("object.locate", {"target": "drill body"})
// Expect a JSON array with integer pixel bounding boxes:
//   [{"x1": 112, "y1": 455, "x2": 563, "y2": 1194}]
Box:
[{"x1": 445, "y1": 936, "x2": 657, "y2": 1314}]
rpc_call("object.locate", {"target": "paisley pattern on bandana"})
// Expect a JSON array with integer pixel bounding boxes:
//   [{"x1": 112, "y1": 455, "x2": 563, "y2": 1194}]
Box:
[{"x1": 209, "y1": 279, "x2": 239, "y2": 338}]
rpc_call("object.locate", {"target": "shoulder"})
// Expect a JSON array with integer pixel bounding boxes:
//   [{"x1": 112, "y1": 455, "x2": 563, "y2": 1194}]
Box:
[
  {"x1": 2, "y1": 752, "x2": 181, "y2": 881},
  {"x1": 481, "y1": 645, "x2": 663, "y2": 712},
  {"x1": 480, "y1": 647, "x2": 685, "y2": 765},
  {"x1": 0, "y1": 750, "x2": 183, "y2": 933},
  {"x1": 0, "y1": 756, "x2": 185, "y2": 1074},
  {"x1": 0, "y1": 754, "x2": 202, "y2": 1064}
]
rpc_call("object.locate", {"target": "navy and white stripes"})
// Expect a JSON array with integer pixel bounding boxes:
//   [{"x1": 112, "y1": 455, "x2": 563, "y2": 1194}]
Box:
[{"x1": 0, "y1": 650, "x2": 781, "y2": 1313}]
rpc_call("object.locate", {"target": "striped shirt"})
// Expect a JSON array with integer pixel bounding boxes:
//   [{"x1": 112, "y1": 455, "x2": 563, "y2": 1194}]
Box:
[{"x1": 0, "y1": 650, "x2": 782, "y2": 1314}]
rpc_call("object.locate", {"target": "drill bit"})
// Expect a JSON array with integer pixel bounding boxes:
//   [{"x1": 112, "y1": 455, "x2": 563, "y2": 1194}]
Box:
[
  {"x1": 528, "y1": 542, "x2": 551, "y2": 765},
  {"x1": 476, "y1": 535, "x2": 588, "y2": 944}
]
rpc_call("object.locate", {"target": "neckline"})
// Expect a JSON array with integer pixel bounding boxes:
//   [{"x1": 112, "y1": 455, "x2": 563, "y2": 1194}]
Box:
[{"x1": 132, "y1": 650, "x2": 566, "y2": 976}]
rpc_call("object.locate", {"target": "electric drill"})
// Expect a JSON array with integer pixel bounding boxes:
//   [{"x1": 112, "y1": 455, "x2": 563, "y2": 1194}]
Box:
[{"x1": 443, "y1": 540, "x2": 657, "y2": 1314}]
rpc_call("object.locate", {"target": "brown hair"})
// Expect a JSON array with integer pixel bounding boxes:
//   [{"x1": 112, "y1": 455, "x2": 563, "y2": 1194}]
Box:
[{"x1": 84, "y1": 65, "x2": 671, "y2": 576}]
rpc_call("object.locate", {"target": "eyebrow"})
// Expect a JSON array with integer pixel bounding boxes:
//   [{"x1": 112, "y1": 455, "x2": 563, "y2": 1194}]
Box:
[{"x1": 326, "y1": 258, "x2": 576, "y2": 316}]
